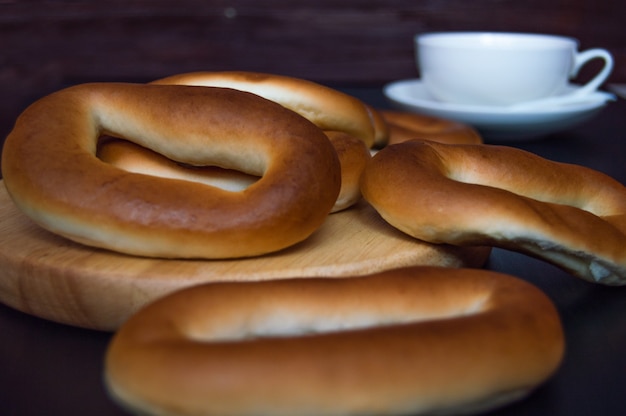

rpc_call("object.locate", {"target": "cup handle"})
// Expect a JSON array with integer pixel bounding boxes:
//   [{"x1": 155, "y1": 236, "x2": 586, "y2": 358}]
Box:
[{"x1": 570, "y1": 48, "x2": 614, "y2": 96}]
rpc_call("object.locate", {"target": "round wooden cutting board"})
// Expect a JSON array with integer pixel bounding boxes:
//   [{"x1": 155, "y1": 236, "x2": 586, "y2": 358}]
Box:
[{"x1": 0, "y1": 180, "x2": 490, "y2": 331}]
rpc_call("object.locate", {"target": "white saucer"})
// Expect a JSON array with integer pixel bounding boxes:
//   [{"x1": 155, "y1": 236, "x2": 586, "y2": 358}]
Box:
[{"x1": 383, "y1": 79, "x2": 616, "y2": 141}]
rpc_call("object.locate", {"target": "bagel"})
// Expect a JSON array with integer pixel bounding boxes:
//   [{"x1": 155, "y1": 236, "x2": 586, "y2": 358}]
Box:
[
  {"x1": 361, "y1": 140, "x2": 626, "y2": 284},
  {"x1": 380, "y1": 109, "x2": 483, "y2": 146},
  {"x1": 151, "y1": 71, "x2": 376, "y2": 148},
  {"x1": 1, "y1": 83, "x2": 341, "y2": 258},
  {"x1": 104, "y1": 266, "x2": 564, "y2": 416}
]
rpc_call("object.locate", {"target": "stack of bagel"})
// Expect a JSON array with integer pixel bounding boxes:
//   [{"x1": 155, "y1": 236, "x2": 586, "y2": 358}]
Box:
[{"x1": 2, "y1": 71, "x2": 626, "y2": 416}]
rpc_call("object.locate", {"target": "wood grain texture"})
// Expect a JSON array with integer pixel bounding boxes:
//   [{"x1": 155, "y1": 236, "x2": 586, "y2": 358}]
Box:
[{"x1": 0, "y1": 181, "x2": 490, "y2": 331}]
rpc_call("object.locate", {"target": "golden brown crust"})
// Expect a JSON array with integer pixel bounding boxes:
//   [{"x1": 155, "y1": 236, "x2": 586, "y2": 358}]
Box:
[
  {"x1": 379, "y1": 109, "x2": 483, "y2": 146},
  {"x1": 152, "y1": 71, "x2": 376, "y2": 148},
  {"x1": 1, "y1": 83, "x2": 341, "y2": 259},
  {"x1": 104, "y1": 266, "x2": 564, "y2": 416},
  {"x1": 365, "y1": 105, "x2": 391, "y2": 148},
  {"x1": 361, "y1": 140, "x2": 626, "y2": 284},
  {"x1": 323, "y1": 131, "x2": 371, "y2": 212}
]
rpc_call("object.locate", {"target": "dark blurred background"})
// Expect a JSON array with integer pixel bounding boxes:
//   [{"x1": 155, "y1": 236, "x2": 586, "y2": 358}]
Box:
[{"x1": 2, "y1": 0, "x2": 625, "y2": 150}]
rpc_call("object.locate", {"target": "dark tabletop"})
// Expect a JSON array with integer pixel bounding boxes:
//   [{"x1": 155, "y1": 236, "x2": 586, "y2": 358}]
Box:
[{"x1": 1, "y1": 86, "x2": 625, "y2": 416}]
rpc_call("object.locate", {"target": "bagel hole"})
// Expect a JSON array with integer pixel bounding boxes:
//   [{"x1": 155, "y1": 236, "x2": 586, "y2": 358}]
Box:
[{"x1": 96, "y1": 137, "x2": 260, "y2": 192}]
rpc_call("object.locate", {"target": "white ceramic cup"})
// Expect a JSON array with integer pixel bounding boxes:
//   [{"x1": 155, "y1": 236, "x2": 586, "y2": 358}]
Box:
[{"x1": 415, "y1": 32, "x2": 613, "y2": 107}]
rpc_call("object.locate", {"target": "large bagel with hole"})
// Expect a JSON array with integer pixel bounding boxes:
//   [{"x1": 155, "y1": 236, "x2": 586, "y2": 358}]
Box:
[
  {"x1": 361, "y1": 140, "x2": 626, "y2": 284},
  {"x1": 104, "y1": 266, "x2": 564, "y2": 416},
  {"x1": 1, "y1": 83, "x2": 341, "y2": 259}
]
